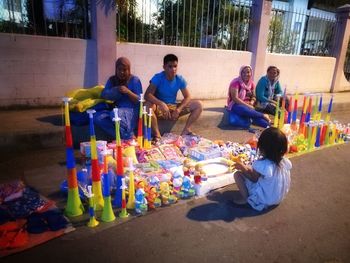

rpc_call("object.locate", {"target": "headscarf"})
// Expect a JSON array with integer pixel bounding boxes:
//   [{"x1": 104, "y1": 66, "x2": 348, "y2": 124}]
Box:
[
  {"x1": 266, "y1": 66, "x2": 280, "y2": 100},
  {"x1": 227, "y1": 65, "x2": 254, "y2": 109},
  {"x1": 237, "y1": 65, "x2": 254, "y2": 99},
  {"x1": 113, "y1": 57, "x2": 131, "y2": 86}
]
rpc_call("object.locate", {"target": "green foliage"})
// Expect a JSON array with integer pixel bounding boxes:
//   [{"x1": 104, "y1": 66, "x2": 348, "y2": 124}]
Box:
[
  {"x1": 268, "y1": 12, "x2": 297, "y2": 54},
  {"x1": 154, "y1": 0, "x2": 250, "y2": 49}
]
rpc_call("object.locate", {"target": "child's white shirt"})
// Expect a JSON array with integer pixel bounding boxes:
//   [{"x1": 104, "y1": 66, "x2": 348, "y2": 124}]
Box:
[{"x1": 245, "y1": 157, "x2": 292, "y2": 211}]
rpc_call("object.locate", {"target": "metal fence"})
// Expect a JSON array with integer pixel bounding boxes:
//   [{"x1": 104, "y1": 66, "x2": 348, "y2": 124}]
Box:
[
  {"x1": 116, "y1": 0, "x2": 252, "y2": 50},
  {"x1": 268, "y1": 4, "x2": 336, "y2": 56},
  {"x1": 0, "y1": 0, "x2": 91, "y2": 39}
]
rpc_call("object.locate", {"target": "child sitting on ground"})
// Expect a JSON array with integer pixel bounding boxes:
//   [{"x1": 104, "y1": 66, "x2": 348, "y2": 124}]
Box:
[{"x1": 233, "y1": 127, "x2": 292, "y2": 211}]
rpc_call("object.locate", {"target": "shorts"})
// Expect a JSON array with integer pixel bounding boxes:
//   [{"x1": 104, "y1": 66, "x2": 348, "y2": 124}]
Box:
[{"x1": 155, "y1": 103, "x2": 191, "y2": 120}]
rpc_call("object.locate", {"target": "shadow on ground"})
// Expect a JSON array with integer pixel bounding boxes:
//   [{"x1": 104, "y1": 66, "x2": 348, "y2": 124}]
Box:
[
  {"x1": 37, "y1": 115, "x2": 63, "y2": 126},
  {"x1": 187, "y1": 190, "x2": 277, "y2": 222}
]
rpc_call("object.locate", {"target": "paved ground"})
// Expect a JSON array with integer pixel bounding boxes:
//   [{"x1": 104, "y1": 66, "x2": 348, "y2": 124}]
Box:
[{"x1": 1, "y1": 108, "x2": 350, "y2": 262}]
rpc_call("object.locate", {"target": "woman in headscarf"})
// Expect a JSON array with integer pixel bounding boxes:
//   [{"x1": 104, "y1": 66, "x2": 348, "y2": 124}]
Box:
[
  {"x1": 227, "y1": 65, "x2": 270, "y2": 128},
  {"x1": 255, "y1": 66, "x2": 286, "y2": 116},
  {"x1": 94, "y1": 57, "x2": 143, "y2": 139}
]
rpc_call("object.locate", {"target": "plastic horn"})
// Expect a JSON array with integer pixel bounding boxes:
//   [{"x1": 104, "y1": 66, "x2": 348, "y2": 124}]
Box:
[
  {"x1": 119, "y1": 178, "x2": 129, "y2": 218},
  {"x1": 137, "y1": 93, "x2": 145, "y2": 148},
  {"x1": 147, "y1": 108, "x2": 152, "y2": 146},
  {"x1": 325, "y1": 121, "x2": 331, "y2": 145},
  {"x1": 299, "y1": 94, "x2": 308, "y2": 135},
  {"x1": 143, "y1": 106, "x2": 149, "y2": 149},
  {"x1": 273, "y1": 95, "x2": 281, "y2": 128},
  {"x1": 63, "y1": 97, "x2": 84, "y2": 217},
  {"x1": 287, "y1": 95, "x2": 293, "y2": 124},
  {"x1": 307, "y1": 121, "x2": 314, "y2": 150},
  {"x1": 113, "y1": 107, "x2": 123, "y2": 208},
  {"x1": 126, "y1": 158, "x2": 136, "y2": 209},
  {"x1": 320, "y1": 121, "x2": 327, "y2": 146},
  {"x1": 305, "y1": 95, "x2": 313, "y2": 123},
  {"x1": 87, "y1": 185, "x2": 99, "y2": 227},
  {"x1": 325, "y1": 95, "x2": 333, "y2": 122},
  {"x1": 87, "y1": 109, "x2": 104, "y2": 211},
  {"x1": 278, "y1": 88, "x2": 286, "y2": 130},
  {"x1": 317, "y1": 94, "x2": 323, "y2": 121},
  {"x1": 101, "y1": 145, "x2": 116, "y2": 222},
  {"x1": 291, "y1": 89, "x2": 298, "y2": 129},
  {"x1": 312, "y1": 94, "x2": 319, "y2": 121},
  {"x1": 315, "y1": 121, "x2": 322, "y2": 147}
]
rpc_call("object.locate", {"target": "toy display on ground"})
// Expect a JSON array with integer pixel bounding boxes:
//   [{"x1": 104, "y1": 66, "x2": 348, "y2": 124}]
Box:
[
  {"x1": 58, "y1": 93, "x2": 350, "y2": 227},
  {"x1": 2, "y1": 92, "x2": 348, "y2": 254}
]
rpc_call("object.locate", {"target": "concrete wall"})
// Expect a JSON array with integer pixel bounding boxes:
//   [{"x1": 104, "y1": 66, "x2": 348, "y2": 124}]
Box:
[
  {"x1": 0, "y1": 35, "x2": 348, "y2": 107},
  {"x1": 118, "y1": 42, "x2": 343, "y2": 97},
  {"x1": 0, "y1": 33, "x2": 96, "y2": 107},
  {"x1": 266, "y1": 53, "x2": 337, "y2": 93},
  {"x1": 116, "y1": 43, "x2": 252, "y2": 99}
]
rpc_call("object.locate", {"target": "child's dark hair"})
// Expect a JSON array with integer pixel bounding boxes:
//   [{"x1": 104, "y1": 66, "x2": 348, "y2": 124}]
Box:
[
  {"x1": 257, "y1": 127, "x2": 288, "y2": 165},
  {"x1": 164, "y1": 54, "x2": 178, "y2": 65}
]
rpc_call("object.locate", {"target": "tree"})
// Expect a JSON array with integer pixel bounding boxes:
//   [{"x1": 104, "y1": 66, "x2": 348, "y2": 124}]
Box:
[{"x1": 155, "y1": 0, "x2": 250, "y2": 50}]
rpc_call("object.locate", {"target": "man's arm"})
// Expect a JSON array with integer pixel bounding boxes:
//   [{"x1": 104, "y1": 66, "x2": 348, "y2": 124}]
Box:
[
  {"x1": 145, "y1": 83, "x2": 162, "y2": 105},
  {"x1": 177, "y1": 87, "x2": 191, "y2": 112},
  {"x1": 145, "y1": 83, "x2": 170, "y2": 118}
]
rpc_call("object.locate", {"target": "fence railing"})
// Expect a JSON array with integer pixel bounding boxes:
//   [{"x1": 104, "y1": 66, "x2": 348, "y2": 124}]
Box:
[
  {"x1": 0, "y1": 0, "x2": 90, "y2": 39},
  {"x1": 116, "y1": 0, "x2": 252, "y2": 50},
  {"x1": 268, "y1": 4, "x2": 336, "y2": 56}
]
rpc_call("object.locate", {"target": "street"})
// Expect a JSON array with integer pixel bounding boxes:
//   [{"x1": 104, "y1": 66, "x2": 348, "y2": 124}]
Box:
[{"x1": 1, "y1": 110, "x2": 350, "y2": 263}]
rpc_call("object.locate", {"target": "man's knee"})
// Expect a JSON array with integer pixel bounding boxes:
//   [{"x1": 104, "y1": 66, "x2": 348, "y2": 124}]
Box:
[{"x1": 190, "y1": 99, "x2": 203, "y2": 112}]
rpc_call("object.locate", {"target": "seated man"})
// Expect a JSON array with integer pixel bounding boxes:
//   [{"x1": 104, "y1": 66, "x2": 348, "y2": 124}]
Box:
[{"x1": 145, "y1": 54, "x2": 203, "y2": 142}]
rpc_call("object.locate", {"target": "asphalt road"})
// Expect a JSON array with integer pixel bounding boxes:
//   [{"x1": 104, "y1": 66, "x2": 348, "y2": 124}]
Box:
[{"x1": 1, "y1": 110, "x2": 350, "y2": 263}]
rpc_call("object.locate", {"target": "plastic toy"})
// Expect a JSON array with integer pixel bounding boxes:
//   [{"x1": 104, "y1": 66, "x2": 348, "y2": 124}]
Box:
[
  {"x1": 101, "y1": 147, "x2": 116, "y2": 222},
  {"x1": 86, "y1": 186, "x2": 99, "y2": 227},
  {"x1": 87, "y1": 109, "x2": 104, "y2": 211},
  {"x1": 126, "y1": 160, "x2": 136, "y2": 210},
  {"x1": 143, "y1": 106, "x2": 149, "y2": 149},
  {"x1": 135, "y1": 188, "x2": 148, "y2": 215},
  {"x1": 178, "y1": 176, "x2": 195, "y2": 199},
  {"x1": 123, "y1": 139, "x2": 138, "y2": 164},
  {"x1": 147, "y1": 108, "x2": 153, "y2": 148},
  {"x1": 137, "y1": 93, "x2": 144, "y2": 148},
  {"x1": 145, "y1": 186, "x2": 161, "y2": 209},
  {"x1": 159, "y1": 182, "x2": 177, "y2": 205},
  {"x1": 119, "y1": 178, "x2": 129, "y2": 218},
  {"x1": 113, "y1": 108, "x2": 124, "y2": 208},
  {"x1": 63, "y1": 97, "x2": 84, "y2": 217}
]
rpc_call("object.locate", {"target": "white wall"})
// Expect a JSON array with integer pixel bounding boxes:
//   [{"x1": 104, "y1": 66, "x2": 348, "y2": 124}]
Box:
[
  {"x1": 0, "y1": 36, "x2": 348, "y2": 107},
  {"x1": 116, "y1": 43, "x2": 252, "y2": 99},
  {"x1": 266, "y1": 53, "x2": 337, "y2": 94},
  {"x1": 0, "y1": 33, "x2": 96, "y2": 107}
]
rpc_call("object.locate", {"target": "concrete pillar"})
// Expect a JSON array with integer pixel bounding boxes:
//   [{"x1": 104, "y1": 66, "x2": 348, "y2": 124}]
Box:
[
  {"x1": 90, "y1": 1, "x2": 116, "y2": 85},
  {"x1": 248, "y1": 0, "x2": 273, "y2": 83},
  {"x1": 330, "y1": 4, "x2": 350, "y2": 92}
]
